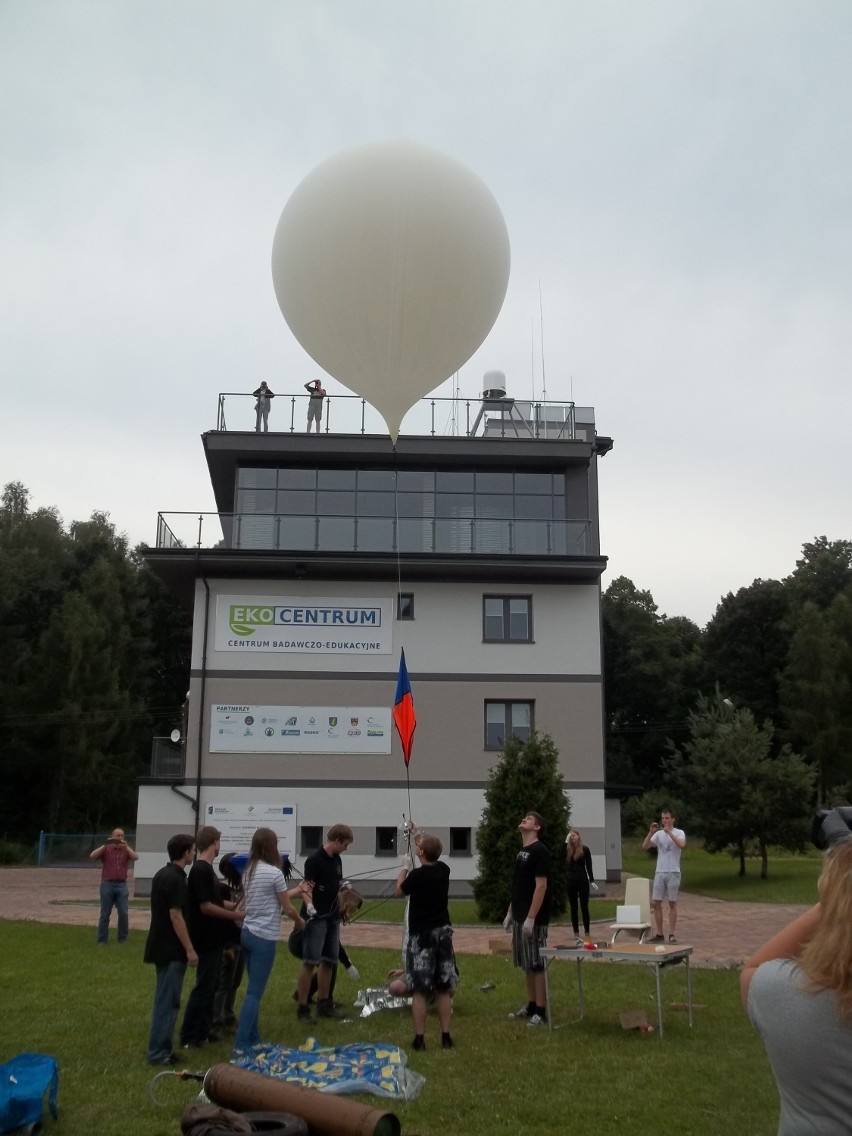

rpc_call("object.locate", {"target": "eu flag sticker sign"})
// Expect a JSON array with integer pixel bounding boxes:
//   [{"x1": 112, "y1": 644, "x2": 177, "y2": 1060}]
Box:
[{"x1": 215, "y1": 595, "x2": 394, "y2": 655}]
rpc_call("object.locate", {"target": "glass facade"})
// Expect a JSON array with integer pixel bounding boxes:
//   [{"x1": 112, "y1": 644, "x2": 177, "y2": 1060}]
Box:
[{"x1": 231, "y1": 466, "x2": 589, "y2": 555}]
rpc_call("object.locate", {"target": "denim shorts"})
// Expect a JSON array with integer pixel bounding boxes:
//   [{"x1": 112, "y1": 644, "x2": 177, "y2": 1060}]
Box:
[{"x1": 301, "y1": 916, "x2": 340, "y2": 965}]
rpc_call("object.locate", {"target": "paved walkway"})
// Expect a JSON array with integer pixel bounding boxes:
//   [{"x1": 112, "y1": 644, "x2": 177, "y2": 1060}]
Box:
[{"x1": 0, "y1": 867, "x2": 807, "y2": 968}]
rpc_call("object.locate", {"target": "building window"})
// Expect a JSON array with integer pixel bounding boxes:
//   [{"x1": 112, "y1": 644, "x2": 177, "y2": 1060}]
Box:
[
  {"x1": 375, "y1": 826, "x2": 398, "y2": 856},
  {"x1": 397, "y1": 593, "x2": 415, "y2": 620},
  {"x1": 483, "y1": 596, "x2": 532, "y2": 642},
  {"x1": 450, "y1": 827, "x2": 472, "y2": 856},
  {"x1": 485, "y1": 700, "x2": 533, "y2": 749},
  {"x1": 300, "y1": 826, "x2": 322, "y2": 855}
]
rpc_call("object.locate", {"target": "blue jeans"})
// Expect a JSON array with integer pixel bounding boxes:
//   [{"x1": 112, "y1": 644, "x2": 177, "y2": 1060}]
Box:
[
  {"x1": 98, "y1": 880, "x2": 129, "y2": 943},
  {"x1": 148, "y1": 959, "x2": 187, "y2": 1063},
  {"x1": 234, "y1": 928, "x2": 277, "y2": 1052}
]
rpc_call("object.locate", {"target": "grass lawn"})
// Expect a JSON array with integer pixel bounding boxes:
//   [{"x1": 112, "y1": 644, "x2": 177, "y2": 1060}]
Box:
[
  {"x1": 350, "y1": 896, "x2": 621, "y2": 928},
  {"x1": 3, "y1": 921, "x2": 781, "y2": 1136},
  {"x1": 621, "y1": 842, "x2": 821, "y2": 905}
]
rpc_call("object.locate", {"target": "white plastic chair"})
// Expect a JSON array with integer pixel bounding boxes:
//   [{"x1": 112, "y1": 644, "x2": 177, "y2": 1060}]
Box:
[{"x1": 609, "y1": 877, "x2": 652, "y2": 944}]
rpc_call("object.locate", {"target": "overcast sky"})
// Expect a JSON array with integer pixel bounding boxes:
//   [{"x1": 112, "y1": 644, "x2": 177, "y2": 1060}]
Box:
[{"x1": 2, "y1": 1, "x2": 850, "y2": 627}]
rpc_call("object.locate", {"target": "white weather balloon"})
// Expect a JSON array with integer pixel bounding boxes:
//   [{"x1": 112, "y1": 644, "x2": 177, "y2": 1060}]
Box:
[{"x1": 271, "y1": 139, "x2": 511, "y2": 441}]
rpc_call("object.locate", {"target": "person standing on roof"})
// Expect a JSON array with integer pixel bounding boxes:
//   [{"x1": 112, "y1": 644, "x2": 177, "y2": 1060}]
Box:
[
  {"x1": 253, "y1": 382, "x2": 275, "y2": 432},
  {"x1": 304, "y1": 379, "x2": 326, "y2": 433}
]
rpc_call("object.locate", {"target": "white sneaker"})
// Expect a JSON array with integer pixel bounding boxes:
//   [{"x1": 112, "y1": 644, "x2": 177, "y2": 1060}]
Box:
[
  {"x1": 527, "y1": 1013, "x2": 546, "y2": 1027},
  {"x1": 508, "y1": 1006, "x2": 532, "y2": 1019}
]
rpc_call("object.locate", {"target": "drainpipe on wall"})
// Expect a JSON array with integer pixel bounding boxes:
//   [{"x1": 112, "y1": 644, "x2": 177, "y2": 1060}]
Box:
[{"x1": 193, "y1": 576, "x2": 212, "y2": 839}]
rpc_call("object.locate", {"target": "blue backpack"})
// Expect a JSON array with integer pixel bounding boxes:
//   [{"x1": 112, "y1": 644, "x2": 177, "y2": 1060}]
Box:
[{"x1": 0, "y1": 1054, "x2": 59, "y2": 1134}]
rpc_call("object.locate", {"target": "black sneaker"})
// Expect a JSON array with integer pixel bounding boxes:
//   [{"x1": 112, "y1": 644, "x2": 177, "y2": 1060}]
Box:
[
  {"x1": 296, "y1": 1004, "x2": 312, "y2": 1021},
  {"x1": 412, "y1": 1035, "x2": 426, "y2": 1051},
  {"x1": 317, "y1": 998, "x2": 345, "y2": 1020},
  {"x1": 441, "y1": 1033, "x2": 454, "y2": 1050},
  {"x1": 650, "y1": 935, "x2": 665, "y2": 943},
  {"x1": 668, "y1": 935, "x2": 678, "y2": 944}
]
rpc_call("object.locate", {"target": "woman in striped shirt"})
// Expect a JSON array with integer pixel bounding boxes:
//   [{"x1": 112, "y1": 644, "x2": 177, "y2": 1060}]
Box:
[{"x1": 234, "y1": 828, "x2": 305, "y2": 1052}]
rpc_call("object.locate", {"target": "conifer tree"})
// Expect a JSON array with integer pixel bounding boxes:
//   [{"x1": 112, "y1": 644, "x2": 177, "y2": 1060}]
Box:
[{"x1": 473, "y1": 732, "x2": 569, "y2": 922}]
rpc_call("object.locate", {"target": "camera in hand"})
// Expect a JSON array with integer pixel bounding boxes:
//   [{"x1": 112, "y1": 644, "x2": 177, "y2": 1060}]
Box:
[{"x1": 812, "y1": 807, "x2": 852, "y2": 850}]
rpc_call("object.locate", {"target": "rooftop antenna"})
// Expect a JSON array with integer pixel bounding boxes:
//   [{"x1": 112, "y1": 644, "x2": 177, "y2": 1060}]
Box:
[
  {"x1": 448, "y1": 371, "x2": 461, "y2": 436},
  {"x1": 538, "y1": 279, "x2": 548, "y2": 403},
  {"x1": 530, "y1": 316, "x2": 536, "y2": 403}
]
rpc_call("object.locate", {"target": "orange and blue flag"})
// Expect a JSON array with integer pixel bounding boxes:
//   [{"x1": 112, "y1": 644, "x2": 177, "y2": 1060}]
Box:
[{"x1": 393, "y1": 648, "x2": 416, "y2": 767}]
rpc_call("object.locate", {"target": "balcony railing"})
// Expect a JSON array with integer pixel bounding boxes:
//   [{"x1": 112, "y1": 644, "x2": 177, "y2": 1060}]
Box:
[
  {"x1": 216, "y1": 390, "x2": 587, "y2": 441},
  {"x1": 155, "y1": 511, "x2": 592, "y2": 555}
]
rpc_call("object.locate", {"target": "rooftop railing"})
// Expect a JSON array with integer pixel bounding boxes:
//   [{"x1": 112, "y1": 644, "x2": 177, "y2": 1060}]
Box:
[
  {"x1": 154, "y1": 510, "x2": 592, "y2": 555},
  {"x1": 216, "y1": 390, "x2": 587, "y2": 441}
]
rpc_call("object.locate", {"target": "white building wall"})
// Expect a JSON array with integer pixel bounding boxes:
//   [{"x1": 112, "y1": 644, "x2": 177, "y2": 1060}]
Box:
[
  {"x1": 194, "y1": 580, "x2": 602, "y2": 675},
  {"x1": 136, "y1": 577, "x2": 607, "y2": 893}
]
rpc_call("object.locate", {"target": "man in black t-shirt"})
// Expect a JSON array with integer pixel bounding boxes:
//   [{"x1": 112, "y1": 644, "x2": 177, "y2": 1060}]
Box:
[
  {"x1": 503, "y1": 812, "x2": 551, "y2": 1027},
  {"x1": 144, "y1": 834, "x2": 197, "y2": 1065},
  {"x1": 296, "y1": 824, "x2": 353, "y2": 1021},
  {"x1": 179, "y1": 826, "x2": 244, "y2": 1048},
  {"x1": 394, "y1": 832, "x2": 456, "y2": 1051}
]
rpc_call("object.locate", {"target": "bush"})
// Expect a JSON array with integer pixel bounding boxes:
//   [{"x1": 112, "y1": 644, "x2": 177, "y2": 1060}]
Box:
[{"x1": 0, "y1": 839, "x2": 35, "y2": 865}]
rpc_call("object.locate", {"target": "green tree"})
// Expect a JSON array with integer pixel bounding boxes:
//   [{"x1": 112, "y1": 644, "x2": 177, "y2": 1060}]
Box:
[
  {"x1": 703, "y1": 579, "x2": 792, "y2": 725},
  {"x1": 0, "y1": 485, "x2": 192, "y2": 840},
  {"x1": 786, "y1": 536, "x2": 852, "y2": 611},
  {"x1": 781, "y1": 595, "x2": 852, "y2": 803},
  {"x1": 133, "y1": 551, "x2": 192, "y2": 739},
  {"x1": 666, "y1": 693, "x2": 815, "y2": 878},
  {"x1": 602, "y1": 576, "x2": 701, "y2": 788},
  {"x1": 473, "y1": 733, "x2": 569, "y2": 921}
]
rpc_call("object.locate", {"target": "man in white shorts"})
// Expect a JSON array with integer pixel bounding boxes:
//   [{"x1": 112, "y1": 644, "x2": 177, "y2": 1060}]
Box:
[{"x1": 642, "y1": 809, "x2": 686, "y2": 943}]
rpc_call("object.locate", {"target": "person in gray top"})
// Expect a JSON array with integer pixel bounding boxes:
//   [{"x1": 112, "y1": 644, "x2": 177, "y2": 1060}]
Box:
[{"x1": 741, "y1": 839, "x2": 852, "y2": 1136}]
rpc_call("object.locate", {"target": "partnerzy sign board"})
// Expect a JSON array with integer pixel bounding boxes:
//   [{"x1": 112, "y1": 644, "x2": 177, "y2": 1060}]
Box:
[
  {"x1": 211, "y1": 704, "x2": 392, "y2": 754},
  {"x1": 215, "y1": 595, "x2": 393, "y2": 655},
  {"x1": 202, "y1": 801, "x2": 297, "y2": 858}
]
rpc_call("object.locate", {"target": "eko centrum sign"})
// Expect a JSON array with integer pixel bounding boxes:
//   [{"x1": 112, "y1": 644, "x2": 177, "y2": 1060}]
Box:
[{"x1": 215, "y1": 595, "x2": 394, "y2": 654}]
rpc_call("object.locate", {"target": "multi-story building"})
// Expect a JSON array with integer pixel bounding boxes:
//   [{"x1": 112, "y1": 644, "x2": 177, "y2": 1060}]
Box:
[{"x1": 135, "y1": 389, "x2": 613, "y2": 895}]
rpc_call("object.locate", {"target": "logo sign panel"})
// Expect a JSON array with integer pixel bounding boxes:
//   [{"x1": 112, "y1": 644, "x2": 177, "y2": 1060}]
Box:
[
  {"x1": 216, "y1": 595, "x2": 393, "y2": 654},
  {"x1": 211, "y1": 705, "x2": 392, "y2": 754},
  {"x1": 203, "y1": 801, "x2": 297, "y2": 859}
]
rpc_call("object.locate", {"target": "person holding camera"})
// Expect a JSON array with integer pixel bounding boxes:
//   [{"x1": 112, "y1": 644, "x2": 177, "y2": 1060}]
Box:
[
  {"x1": 565, "y1": 828, "x2": 598, "y2": 946},
  {"x1": 741, "y1": 839, "x2": 852, "y2": 1135},
  {"x1": 253, "y1": 382, "x2": 275, "y2": 432},
  {"x1": 90, "y1": 828, "x2": 139, "y2": 945},
  {"x1": 304, "y1": 379, "x2": 326, "y2": 433},
  {"x1": 642, "y1": 808, "x2": 686, "y2": 943}
]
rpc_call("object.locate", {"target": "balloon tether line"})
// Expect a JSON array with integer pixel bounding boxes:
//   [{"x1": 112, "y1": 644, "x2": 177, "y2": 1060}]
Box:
[{"x1": 393, "y1": 444, "x2": 415, "y2": 832}]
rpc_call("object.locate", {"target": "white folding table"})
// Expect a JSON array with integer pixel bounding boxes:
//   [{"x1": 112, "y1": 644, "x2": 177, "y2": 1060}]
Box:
[{"x1": 540, "y1": 942, "x2": 694, "y2": 1039}]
